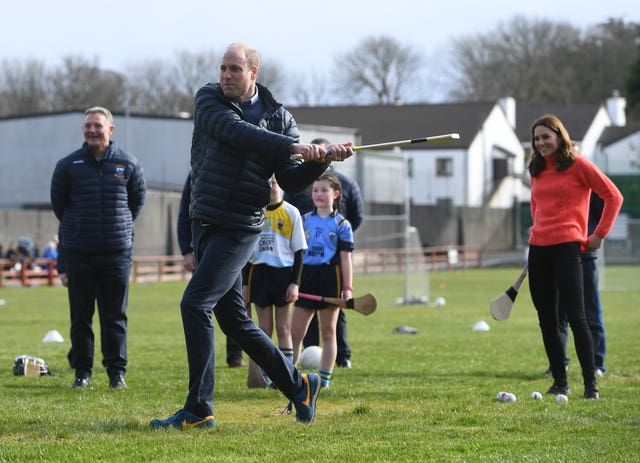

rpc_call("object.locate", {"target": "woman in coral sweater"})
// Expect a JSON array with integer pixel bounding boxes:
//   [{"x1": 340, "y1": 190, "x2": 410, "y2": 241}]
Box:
[{"x1": 528, "y1": 114, "x2": 623, "y2": 400}]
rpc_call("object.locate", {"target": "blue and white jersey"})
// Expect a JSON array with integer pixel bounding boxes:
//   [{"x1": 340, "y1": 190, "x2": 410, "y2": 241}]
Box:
[
  {"x1": 302, "y1": 210, "x2": 354, "y2": 266},
  {"x1": 250, "y1": 201, "x2": 306, "y2": 268}
]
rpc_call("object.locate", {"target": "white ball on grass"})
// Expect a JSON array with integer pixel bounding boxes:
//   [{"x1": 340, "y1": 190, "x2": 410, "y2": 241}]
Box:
[
  {"x1": 298, "y1": 345, "x2": 322, "y2": 370},
  {"x1": 555, "y1": 394, "x2": 569, "y2": 404},
  {"x1": 434, "y1": 296, "x2": 446, "y2": 307}
]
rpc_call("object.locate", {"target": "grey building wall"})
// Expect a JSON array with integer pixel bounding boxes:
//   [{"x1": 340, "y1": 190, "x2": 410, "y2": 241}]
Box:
[
  {"x1": 0, "y1": 113, "x2": 359, "y2": 208},
  {"x1": 410, "y1": 205, "x2": 515, "y2": 251},
  {"x1": 0, "y1": 113, "x2": 359, "y2": 255},
  {"x1": 0, "y1": 190, "x2": 182, "y2": 257},
  {"x1": 0, "y1": 112, "x2": 193, "y2": 208}
]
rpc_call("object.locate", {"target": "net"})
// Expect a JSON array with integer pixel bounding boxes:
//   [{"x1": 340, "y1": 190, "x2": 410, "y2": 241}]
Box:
[{"x1": 398, "y1": 226, "x2": 430, "y2": 305}]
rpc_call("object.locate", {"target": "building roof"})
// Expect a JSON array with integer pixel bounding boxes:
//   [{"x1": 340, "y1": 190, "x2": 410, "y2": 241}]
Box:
[
  {"x1": 515, "y1": 103, "x2": 602, "y2": 142},
  {"x1": 598, "y1": 124, "x2": 640, "y2": 147},
  {"x1": 0, "y1": 109, "x2": 193, "y2": 122},
  {"x1": 289, "y1": 102, "x2": 497, "y2": 150}
]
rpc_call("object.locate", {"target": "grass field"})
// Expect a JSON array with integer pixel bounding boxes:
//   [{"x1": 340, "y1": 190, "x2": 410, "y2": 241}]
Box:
[{"x1": 1, "y1": 266, "x2": 639, "y2": 462}]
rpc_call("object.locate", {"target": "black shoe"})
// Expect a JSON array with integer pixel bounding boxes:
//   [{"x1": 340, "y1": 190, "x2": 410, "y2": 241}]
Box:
[
  {"x1": 584, "y1": 387, "x2": 600, "y2": 399},
  {"x1": 336, "y1": 359, "x2": 352, "y2": 368},
  {"x1": 71, "y1": 376, "x2": 91, "y2": 388},
  {"x1": 109, "y1": 374, "x2": 128, "y2": 389},
  {"x1": 546, "y1": 384, "x2": 571, "y2": 396}
]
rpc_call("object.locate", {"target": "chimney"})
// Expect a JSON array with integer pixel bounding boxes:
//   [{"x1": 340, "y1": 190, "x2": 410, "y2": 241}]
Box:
[
  {"x1": 606, "y1": 90, "x2": 626, "y2": 127},
  {"x1": 498, "y1": 97, "x2": 516, "y2": 129}
]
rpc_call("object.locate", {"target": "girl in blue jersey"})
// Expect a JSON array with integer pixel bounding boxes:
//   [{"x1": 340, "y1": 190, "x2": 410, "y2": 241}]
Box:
[{"x1": 291, "y1": 172, "x2": 354, "y2": 389}]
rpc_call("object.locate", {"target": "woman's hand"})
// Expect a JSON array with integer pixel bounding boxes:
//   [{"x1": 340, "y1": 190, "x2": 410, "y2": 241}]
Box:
[{"x1": 585, "y1": 234, "x2": 603, "y2": 252}]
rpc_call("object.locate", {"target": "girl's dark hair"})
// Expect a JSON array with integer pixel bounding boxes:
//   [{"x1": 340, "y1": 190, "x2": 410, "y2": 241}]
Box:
[
  {"x1": 314, "y1": 172, "x2": 342, "y2": 213},
  {"x1": 528, "y1": 114, "x2": 575, "y2": 177}
]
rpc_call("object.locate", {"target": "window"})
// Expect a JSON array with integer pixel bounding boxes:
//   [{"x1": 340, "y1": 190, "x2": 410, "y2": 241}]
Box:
[{"x1": 436, "y1": 158, "x2": 453, "y2": 177}]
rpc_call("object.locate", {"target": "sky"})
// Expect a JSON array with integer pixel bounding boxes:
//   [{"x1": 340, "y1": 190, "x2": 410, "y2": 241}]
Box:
[{"x1": 3, "y1": 0, "x2": 639, "y2": 102}]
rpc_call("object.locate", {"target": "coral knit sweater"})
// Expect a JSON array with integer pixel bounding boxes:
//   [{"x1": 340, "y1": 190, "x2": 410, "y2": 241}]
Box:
[{"x1": 529, "y1": 154, "x2": 623, "y2": 247}]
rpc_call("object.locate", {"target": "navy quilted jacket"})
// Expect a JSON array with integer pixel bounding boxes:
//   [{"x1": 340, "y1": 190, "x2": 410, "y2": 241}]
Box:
[
  {"x1": 50, "y1": 141, "x2": 146, "y2": 257},
  {"x1": 190, "y1": 82, "x2": 329, "y2": 231}
]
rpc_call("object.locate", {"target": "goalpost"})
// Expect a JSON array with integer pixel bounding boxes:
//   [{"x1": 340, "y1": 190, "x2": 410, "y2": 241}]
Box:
[
  {"x1": 398, "y1": 225, "x2": 431, "y2": 305},
  {"x1": 355, "y1": 148, "x2": 431, "y2": 305}
]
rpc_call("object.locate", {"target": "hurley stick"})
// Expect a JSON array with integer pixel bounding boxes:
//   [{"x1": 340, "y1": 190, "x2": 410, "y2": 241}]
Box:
[
  {"x1": 290, "y1": 133, "x2": 460, "y2": 161},
  {"x1": 298, "y1": 292, "x2": 377, "y2": 316},
  {"x1": 489, "y1": 265, "x2": 528, "y2": 321}
]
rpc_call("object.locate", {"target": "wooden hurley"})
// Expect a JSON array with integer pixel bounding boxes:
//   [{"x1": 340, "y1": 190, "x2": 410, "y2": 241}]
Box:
[
  {"x1": 489, "y1": 265, "x2": 528, "y2": 321},
  {"x1": 298, "y1": 292, "x2": 377, "y2": 316}
]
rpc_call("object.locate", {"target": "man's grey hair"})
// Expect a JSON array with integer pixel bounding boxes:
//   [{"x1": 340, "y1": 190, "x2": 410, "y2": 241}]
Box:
[{"x1": 84, "y1": 106, "x2": 114, "y2": 125}]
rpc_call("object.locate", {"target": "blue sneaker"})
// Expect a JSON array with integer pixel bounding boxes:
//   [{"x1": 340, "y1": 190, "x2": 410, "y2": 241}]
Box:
[
  {"x1": 292, "y1": 373, "x2": 320, "y2": 423},
  {"x1": 150, "y1": 409, "x2": 215, "y2": 429}
]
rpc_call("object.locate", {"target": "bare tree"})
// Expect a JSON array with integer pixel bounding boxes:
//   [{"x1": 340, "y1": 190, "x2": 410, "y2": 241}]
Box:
[
  {"x1": 126, "y1": 50, "x2": 218, "y2": 116},
  {"x1": 286, "y1": 71, "x2": 332, "y2": 106},
  {"x1": 167, "y1": 50, "x2": 220, "y2": 116},
  {"x1": 125, "y1": 59, "x2": 182, "y2": 115},
  {"x1": 124, "y1": 49, "x2": 286, "y2": 116},
  {"x1": 256, "y1": 57, "x2": 286, "y2": 98},
  {"x1": 575, "y1": 18, "x2": 640, "y2": 103},
  {"x1": 0, "y1": 59, "x2": 52, "y2": 116},
  {"x1": 0, "y1": 47, "x2": 290, "y2": 117},
  {"x1": 333, "y1": 36, "x2": 424, "y2": 105},
  {"x1": 49, "y1": 56, "x2": 126, "y2": 111},
  {"x1": 448, "y1": 16, "x2": 639, "y2": 104},
  {"x1": 448, "y1": 16, "x2": 582, "y2": 102}
]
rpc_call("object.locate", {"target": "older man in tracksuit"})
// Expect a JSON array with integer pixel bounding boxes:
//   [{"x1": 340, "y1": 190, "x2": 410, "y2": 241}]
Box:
[
  {"x1": 51, "y1": 106, "x2": 146, "y2": 389},
  {"x1": 150, "y1": 43, "x2": 353, "y2": 428}
]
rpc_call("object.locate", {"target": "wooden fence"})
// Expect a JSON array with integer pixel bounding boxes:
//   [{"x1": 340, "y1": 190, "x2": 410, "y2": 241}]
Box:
[
  {"x1": 0, "y1": 259, "x2": 58, "y2": 287},
  {"x1": 353, "y1": 245, "x2": 481, "y2": 274},
  {"x1": 0, "y1": 246, "x2": 482, "y2": 288}
]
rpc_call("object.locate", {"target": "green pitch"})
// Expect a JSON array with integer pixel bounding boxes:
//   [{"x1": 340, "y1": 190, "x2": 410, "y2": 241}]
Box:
[{"x1": 0, "y1": 267, "x2": 638, "y2": 462}]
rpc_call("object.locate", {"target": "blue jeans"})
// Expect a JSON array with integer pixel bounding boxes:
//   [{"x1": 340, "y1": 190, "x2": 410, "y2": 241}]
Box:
[
  {"x1": 558, "y1": 253, "x2": 606, "y2": 371},
  {"x1": 181, "y1": 221, "x2": 303, "y2": 417}
]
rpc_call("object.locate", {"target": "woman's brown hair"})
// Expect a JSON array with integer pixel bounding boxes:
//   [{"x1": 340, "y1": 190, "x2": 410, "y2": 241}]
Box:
[{"x1": 528, "y1": 114, "x2": 575, "y2": 177}]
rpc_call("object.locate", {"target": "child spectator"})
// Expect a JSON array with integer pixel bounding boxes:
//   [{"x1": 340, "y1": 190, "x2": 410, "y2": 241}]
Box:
[{"x1": 244, "y1": 176, "x2": 307, "y2": 386}]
